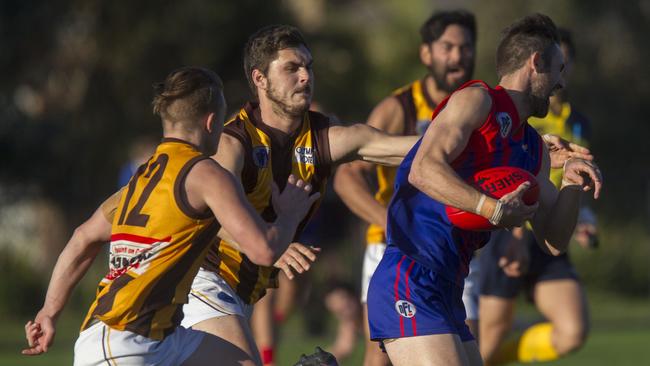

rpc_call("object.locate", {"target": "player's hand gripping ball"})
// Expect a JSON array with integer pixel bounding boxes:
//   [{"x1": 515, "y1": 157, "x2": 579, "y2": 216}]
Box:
[{"x1": 445, "y1": 166, "x2": 539, "y2": 231}]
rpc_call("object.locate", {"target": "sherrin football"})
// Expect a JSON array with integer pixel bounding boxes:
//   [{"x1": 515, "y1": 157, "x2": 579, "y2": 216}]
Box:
[{"x1": 445, "y1": 166, "x2": 539, "y2": 231}]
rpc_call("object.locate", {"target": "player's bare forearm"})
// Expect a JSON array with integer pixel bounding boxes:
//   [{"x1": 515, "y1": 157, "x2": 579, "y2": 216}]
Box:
[
  {"x1": 24, "y1": 207, "x2": 109, "y2": 356},
  {"x1": 532, "y1": 151, "x2": 601, "y2": 255},
  {"x1": 334, "y1": 162, "x2": 387, "y2": 228},
  {"x1": 408, "y1": 87, "x2": 496, "y2": 218},
  {"x1": 410, "y1": 152, "x2": 495, "y2": 217},
  {"x1": 193, "y1": 159, "x2": 319, "y2": 266},
  {"x1": 532, "y1": 182, "x2": 581, "y2": 255},
  {"x1": 328, "y1": 124, "x2": 418, "y2": 166},
  {"x1": 41, "y1": 208, "x2": 110, "y2": 319},
  {"x1": 357, "y1": 128, "x2": 419, "y2": 166}
]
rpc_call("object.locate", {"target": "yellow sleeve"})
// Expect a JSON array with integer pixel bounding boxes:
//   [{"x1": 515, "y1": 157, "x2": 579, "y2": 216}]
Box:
[{"x1": 101, "y1": 187, "x2": 125, "y2": 223}]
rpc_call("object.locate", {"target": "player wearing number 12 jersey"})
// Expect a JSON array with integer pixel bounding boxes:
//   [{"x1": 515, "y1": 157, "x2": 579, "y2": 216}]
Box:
[{"x1": 23, "y1": 66, "x2": 318, "y2": 366}]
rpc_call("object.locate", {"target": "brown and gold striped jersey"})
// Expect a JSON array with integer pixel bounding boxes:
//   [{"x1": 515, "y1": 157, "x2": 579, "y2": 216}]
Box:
[
  {"x1": 203, "y1": 102, "x2": 332, "y2": 304},
  {"x1": 367, "y1": 78, "x2": 437, "y2": 244},
  {"x1": 81, "y1": 138, "x2": 221, "y2": 340}
]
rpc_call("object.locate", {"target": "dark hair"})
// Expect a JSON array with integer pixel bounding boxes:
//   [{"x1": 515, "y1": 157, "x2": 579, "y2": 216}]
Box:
[
  {"x1": 420, "y1": 9, "x2": 477, "y2": 45},
  {"x1": 496, "y1": 13, "x2": 560, "y2": 78},
  {"x1": 558, "y1": 27, "x2": 576, "y2": 61},
  {"x1": 152, "y1": 66, "x2": 223, "y2": 124},
  {"x1": 243, "y1": 24, "x2": 310, "y2": 96}
]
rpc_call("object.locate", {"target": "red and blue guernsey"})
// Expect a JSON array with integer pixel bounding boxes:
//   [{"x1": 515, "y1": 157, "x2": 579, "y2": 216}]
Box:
[
  {"x1": 387, "y1": 80, "x2": 544, "y2": 285},
  {"x1": 368, "y1": 81, "x2": 544, "y2": 342}
]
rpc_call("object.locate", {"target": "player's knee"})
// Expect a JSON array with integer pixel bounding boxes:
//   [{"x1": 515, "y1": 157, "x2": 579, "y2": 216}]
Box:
[{"x1": 554, "y1": 322, "x2": 588, "y2": 354}]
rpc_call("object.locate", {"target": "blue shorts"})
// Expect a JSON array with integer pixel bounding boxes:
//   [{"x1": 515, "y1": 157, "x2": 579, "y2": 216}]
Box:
[{"x1": 367, "y1": 246, "x2": 474, "y2": 342}]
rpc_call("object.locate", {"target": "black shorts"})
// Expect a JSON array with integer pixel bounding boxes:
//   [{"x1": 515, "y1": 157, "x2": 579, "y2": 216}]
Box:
[{"x1": 478, "y1": 230, "x2": 579, "y2": 300}]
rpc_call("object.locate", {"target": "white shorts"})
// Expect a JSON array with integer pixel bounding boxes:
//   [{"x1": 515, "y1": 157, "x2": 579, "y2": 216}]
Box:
[
  {"x1": 360, "y1": 243, "x2": 387, "y2": 303},
  {"x1": 462, "y1": 258, "x2": 481, "y2": 321},
  {"x1": 181, "y1": 267, "x2": 254, "y2": 328},
  {"x1": 73, "y1": 320, "x2": 204, "y2": 366}
]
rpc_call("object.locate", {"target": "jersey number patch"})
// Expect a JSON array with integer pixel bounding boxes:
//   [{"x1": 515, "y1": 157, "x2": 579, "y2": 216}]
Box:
[{"x1": 117, "y1": 154, "x2": 169, "y2": 227}]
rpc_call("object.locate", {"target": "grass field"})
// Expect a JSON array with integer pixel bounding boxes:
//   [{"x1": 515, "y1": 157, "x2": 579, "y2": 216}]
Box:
[{"x1": 2, "y1": 289, "x2": 648, "y2": 365}]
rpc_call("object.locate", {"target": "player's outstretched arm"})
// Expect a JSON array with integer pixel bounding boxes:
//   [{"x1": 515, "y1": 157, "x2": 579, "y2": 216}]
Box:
[
  {"x1": 274, "y1": 242, "x2": 321, "y2": 280},
  {"x1": 23, "y1": 199, "x2": 113, "y2": 356},
  {"x1": 333, "y1": 96, "x2": 405, "y2": 228},
  {"x1": 186, "y1": 160, "x2": 319, "y2": 266},
  {"x1": 327, "y1": 123, "x2": 418, "y2": 166},
  {"x1": 530, "y1": 147, "x2": 603, "y2": 255},
  {"x1": 212, "y1": 133, "x2": 322, "y2": 275},
  {"x1": 210, "y1": 133, "x2": 246, "y2": 245}
]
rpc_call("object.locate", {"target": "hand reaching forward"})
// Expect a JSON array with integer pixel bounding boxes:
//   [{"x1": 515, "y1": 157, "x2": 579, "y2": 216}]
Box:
[
  {"x1": 272, "y1": 175, "x2": 321, "y2": 222},
  {"x1": 562, "y1": 158, "x2": 603, "y2": 199},
  {"x1": 274, "y1": 242, "x2": 321, "y2": 280},
  {"x1": 542, "y1": 134, "x2": 594, "y2": 169}
]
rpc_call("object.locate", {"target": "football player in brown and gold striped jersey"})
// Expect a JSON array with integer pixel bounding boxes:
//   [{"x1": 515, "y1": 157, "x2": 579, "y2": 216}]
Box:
[
  {"x1": 180, "y1": 25, "x2": 420, "y2": 366},
  {"x1": 23, "y1": 66, "x2": 319, "y2": 366}
]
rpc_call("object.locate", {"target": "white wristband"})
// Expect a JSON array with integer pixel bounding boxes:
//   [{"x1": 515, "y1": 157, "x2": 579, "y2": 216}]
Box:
[
  {"x1": 475, "y1": 194, "x2": 487, "y2": 215},
  {"x1": 489, "y1": 200, "x2": 504, "y2": 226}
]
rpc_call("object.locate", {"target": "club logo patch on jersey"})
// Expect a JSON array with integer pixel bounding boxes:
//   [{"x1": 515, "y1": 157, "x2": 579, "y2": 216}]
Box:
[
  {"x1": 496, "y1": 112, "x2": 513, "y2": 138},
  {"x1": 394, "y1": 300, "x2": 416, "y2": 318},
  {"x1": 294, "y1": 146, "x2": 315, "y2": 165},
  {"x1": 253, "y1": 146, "x2": 270, "y2": 168}
]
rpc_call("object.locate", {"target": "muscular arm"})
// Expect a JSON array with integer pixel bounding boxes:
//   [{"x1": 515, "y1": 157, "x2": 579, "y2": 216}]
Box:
[
  {"x1": 529, "y1": 148, "x2": 582, "y2": 256},
  {"x1": 210, "y1": 134, "x2": 321, "y2": 277},
  {"x1": 189, "y1": 134, "x2": 318, "y2": 266},
  {"x1": 333, "y1": 96, "x2": 405, "y2": 228},
  {"x1": 42, "y1": 208, "x2": 112, "y2": 319},
  {"x1": 407, "y1": 87, "x2": 499, "y2": 217},
  {"x1": 328, "y1": 100, "x2": 419, "y2": 166},
  {"x1": 24, "y1": 201, "x2": 113, "y2": 355},
  {"x1": 211, "y1": 134, "x2": 245, "y2": 246}
]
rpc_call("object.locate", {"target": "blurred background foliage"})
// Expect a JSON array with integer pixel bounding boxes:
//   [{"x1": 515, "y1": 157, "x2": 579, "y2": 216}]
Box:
[{"x1": 0, "y1": 0, "x2": 648, "y2": 331}]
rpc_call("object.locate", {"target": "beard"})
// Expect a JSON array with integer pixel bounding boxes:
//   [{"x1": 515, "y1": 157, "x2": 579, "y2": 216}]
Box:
[
  {"x1": 265, "y1": 81, "x2": 311, "y2": 118},
  {"x1": 529, "y1": 77, "x2": 552, "y2": 117},
  {"x1": 429, "y1": 62, "x2": 474, "y2": 94}
]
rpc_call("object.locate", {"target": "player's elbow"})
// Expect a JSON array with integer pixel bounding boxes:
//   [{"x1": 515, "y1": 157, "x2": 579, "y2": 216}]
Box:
[
  {"x1": 70, "y1": 225, "x2": 102, "y2": 252},
  {"x1": 408, "y1": 164, "x2": 426, "y2": 191},
  {"x1": 247, "y1": 246, "x2": 275, "y2": 266}
]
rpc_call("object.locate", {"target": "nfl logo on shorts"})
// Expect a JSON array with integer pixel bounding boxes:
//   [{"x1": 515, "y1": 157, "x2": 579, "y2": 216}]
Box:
[{"x1": 394, "y1": 300, "x2": 416, "y2": 318}]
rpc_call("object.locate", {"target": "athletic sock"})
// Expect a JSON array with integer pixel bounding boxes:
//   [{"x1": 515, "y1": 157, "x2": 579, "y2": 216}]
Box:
[{"x1": 261, "y1": 347, "x2": 274, "y2": 365}]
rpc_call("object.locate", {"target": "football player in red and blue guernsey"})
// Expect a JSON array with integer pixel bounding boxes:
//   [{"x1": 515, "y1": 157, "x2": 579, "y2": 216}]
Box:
[{"x1": 366, "y1": 14, "x2": 603, "y2": 366}]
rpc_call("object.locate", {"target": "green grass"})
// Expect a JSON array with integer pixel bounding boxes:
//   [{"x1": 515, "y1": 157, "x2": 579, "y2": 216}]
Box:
[{"x1": 3, "y1": 289, "x2": 648, "y2": 365}]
